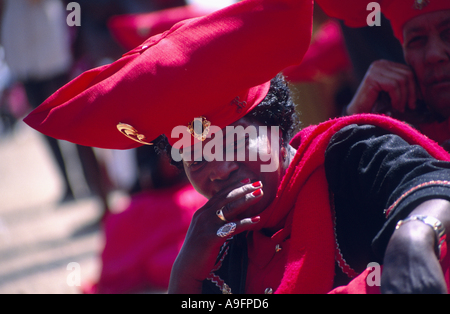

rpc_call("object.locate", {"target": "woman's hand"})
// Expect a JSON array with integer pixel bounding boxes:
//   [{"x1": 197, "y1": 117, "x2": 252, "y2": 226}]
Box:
[
  {"x1": 346, "y1": 60, "x2": 418, "y2": 115},
  {"x1": 381, "y1": 199, "x2": 450, "y2": 294},
  {"x1": 168, "y1": 179, "x2": 264, "y2": 294},
  {"x1": 381, "y1": 220, "x2": 447, "y2": 293}
]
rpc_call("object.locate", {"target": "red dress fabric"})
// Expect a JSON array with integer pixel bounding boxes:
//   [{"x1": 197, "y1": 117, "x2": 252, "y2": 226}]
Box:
[
  {"x1": 90, "y1": 184, "x2": 206, "y2": 293},
  {"x1": 418, "y1": 118, "x2": 450, "y2": 148}
]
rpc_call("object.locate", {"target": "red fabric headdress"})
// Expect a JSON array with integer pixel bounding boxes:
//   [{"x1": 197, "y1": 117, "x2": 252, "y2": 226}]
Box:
[
  {"x1": 315, "y1": 0, "x2": 375, "y2": 28},
  {"x1": 108, "y1": 5, "x2": 216, "y2": 51},
  {"x1": 382, "y1": 0, "x2": 450, "y2": 43},
  {"x1": 317, "y1": 0, "x2": 450, "y2": 44},
  {"x1": 24, "y1": 0, "x2": 313, "y2": 150}
]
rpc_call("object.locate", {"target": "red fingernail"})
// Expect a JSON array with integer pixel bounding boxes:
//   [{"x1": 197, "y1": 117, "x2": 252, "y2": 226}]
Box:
[
  {"x1": 252, "y1": 189, "x2": 262, "y2": 197},
  {"x1": 240, "y1": 178, "x2": 251, "y2": 184},
  {"x1": 251, "y1": 216, "x2": 261, "y2": 223},
  {"x1": 252, "y1": 181, "x2": 262, "y2": 188}
]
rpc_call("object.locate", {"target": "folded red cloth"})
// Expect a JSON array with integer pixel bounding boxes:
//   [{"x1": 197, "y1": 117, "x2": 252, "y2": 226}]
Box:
[{"x1": 92, "y1": 184, "x2": 206, "y2": 294}]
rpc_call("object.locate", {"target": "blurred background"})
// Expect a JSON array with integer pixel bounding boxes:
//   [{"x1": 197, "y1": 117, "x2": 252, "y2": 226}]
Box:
[{"x1": 0, "y1": 0, "x2": 402, "y2": 293}]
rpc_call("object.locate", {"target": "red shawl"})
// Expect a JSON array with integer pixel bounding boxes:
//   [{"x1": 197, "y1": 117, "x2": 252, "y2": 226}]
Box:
[
  {"x1": 418, "y1": 118, "x2": 450, "y2": 148},
  {"x1": 264, "y1": 114, "x2": 450, "y2": 294}
]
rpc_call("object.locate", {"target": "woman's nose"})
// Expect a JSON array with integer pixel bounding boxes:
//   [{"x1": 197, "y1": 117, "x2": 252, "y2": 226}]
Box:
[
  {"x1": 209, "y1": 160, "x2": 239, "y2": 182},
  {"x1": 424, "y1": 35, "x2": 450, "y2": 65}
]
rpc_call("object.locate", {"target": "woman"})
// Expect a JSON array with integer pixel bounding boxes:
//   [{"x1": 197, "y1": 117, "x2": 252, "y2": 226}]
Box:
[
  {"x1": 316, "y1": 0, "x2": 450, "y2": 152},
  {"x1": 24, "y1": 0, "x2": 450, "y2": 293},
  {"x1": 161, "y1": 74, "x2": 450, "y2": 294}
]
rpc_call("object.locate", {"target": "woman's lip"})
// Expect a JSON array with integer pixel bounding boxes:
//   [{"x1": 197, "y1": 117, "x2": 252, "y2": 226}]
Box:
[
  {"x1": 427, "y1": 75, "x2": 450, "y2": 86},
  {"x1": 429, "y1": 80, "x2": 450, "y2": 89}
]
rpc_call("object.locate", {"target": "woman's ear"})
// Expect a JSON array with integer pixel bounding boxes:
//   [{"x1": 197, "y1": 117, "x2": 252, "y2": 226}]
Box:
[
  {"x1": 281, "y1": 146, "x2": 287, "y2": 161},
  {"x1": 280, "y1": 132, "x2": 287, "y2": 161}
]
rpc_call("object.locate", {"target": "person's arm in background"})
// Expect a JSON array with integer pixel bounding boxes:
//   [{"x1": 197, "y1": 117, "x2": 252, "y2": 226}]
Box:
[{"x1": 345, "y1": 60, "x2": 418, "y2": 115}]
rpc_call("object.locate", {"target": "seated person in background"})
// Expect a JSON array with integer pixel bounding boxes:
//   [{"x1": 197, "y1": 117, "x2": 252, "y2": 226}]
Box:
[{"x1": 335, "y1": 0, "x2": 450, "y2": 151}]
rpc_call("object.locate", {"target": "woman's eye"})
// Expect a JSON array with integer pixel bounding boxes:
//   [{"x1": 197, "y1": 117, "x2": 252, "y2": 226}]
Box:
[
  {"x1": 442, "y1": 29, "x2": 450, "y2": 42},
  {"x1": 407, "y1": 36, "x2": 427, "y2": 48},
  {"x1": 224, "y1": 136, "x2": 247, "y2": 153},
  {"x1": 187, "y1": 160, "x2": 204, "y2": 171},
  {"x1": 234, "y1": 136, "x2": 249, "y2": 151}
]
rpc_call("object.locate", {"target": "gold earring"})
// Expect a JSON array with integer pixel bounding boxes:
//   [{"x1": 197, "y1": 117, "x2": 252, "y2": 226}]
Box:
[
  {"x1": 281, "y1": 147, "x2": 287, "y2": 161},
  {"x1": 280, "y1": 138, "x2": 287, "y2": 161}
]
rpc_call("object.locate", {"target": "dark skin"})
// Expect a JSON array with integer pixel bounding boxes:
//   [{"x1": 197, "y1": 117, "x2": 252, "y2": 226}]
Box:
[
  {"x1": 168, "y1": 117, "x2": 450, "y2": 294},
  {"x1": 403, "y1": 10, "x2": 450, "y2": 119},
  {"x1": 382, "y1": 199, "x2": 450, "y2": 294}
]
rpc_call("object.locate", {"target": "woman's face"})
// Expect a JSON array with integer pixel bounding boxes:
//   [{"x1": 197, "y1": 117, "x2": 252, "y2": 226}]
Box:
[
  {"x1": 402, "y1": 10, "x2": 450, "y2": 118},
  {"x1": 182, "y1": 117, "x2": 288, "y2": 220}
]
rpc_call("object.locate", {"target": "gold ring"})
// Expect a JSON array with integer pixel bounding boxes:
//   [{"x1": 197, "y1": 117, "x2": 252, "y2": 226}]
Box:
[{"x1": 216, "y1": 207, "x2": 228, "y2": 222}]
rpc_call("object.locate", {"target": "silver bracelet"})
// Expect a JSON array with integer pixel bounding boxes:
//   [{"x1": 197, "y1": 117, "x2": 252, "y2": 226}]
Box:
[{"x1": 396, "y1": 215, "x2": 446, "y2": 259}]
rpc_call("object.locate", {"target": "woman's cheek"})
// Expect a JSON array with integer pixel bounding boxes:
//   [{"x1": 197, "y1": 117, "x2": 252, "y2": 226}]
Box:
[
  {"x1": 252, "y1": 134, "x2": 280, "y2": 173},
  {"x1": 247, "y1": 137, "x2": 260, "y2": 161}
]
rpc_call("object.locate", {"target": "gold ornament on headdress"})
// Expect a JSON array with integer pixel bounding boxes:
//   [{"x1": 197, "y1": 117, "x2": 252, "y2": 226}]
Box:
[
  {"x1": 414, "y1": 0, "x2": 430, "y2": 10},
  {"x1": 117, "y1": 123, "x2": 154, "y2": 145},
  {"x1": 187, "y1": 116, "x2": 211, "y2": 141}
]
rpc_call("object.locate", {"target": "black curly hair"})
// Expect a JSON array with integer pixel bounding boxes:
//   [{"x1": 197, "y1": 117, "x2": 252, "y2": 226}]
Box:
[
  {"x1": 155, "y1": 74, "x2": 300, "y2": 168},
  {"x1": 247, "y1": 74, "x2": 300, "y2": 143}
]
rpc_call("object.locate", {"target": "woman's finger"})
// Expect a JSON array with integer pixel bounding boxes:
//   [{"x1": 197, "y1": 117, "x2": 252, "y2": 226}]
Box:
[
  {"x1": 378, "y1": 70, "x2": 407, "y2": 113},
  {"x1": 216, "y1": 216, "x2": 261, "y2": 239},
  {"x1": 220, "y1": 181, "x2": 264, "y2": 221},
  {"x1": 390, "y1": 65, "x2": 417, "y2": 111}
]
